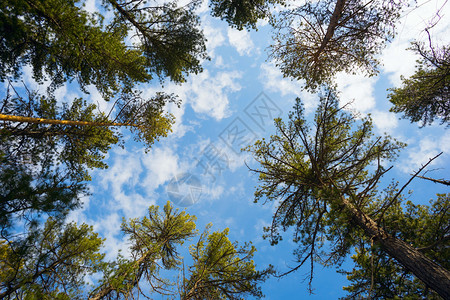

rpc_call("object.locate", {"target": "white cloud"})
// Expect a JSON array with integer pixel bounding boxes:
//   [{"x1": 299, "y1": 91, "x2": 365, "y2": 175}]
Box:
[
  {"x1": 399, "y1": 134, "x2": 450, "y2": 173},
  {"x1": 259, "y1": 63, "x2": 317, "y2": 112},
  {"x1": 371, "y1": 110, "x2": 399, "y2": 134},
  {"x1": 93, "y1": 148, "x2": 162, "y2": 219},
  {"x1": 94, "y1": 212, "x2": 128, "y2": 260},
  {"x1": 203, "y1": 20, "x2": 226, "y2": 58},
  {"x1": 67, "y1": 194, "x2": 91, "y2": 224},
  {"x1": 200, "y1": 183, "x2": 225, "y2": 201},
  {"x1": 147, "y1": 69, "x2": 242, "y2": 123},
  {"x1": 19, "y1": 65, "x2": 50, "y2": 92},
  {"x1": 215, "y1": 55, "x2": 225, "y2": 68},
  {"x1": 380, "y1": 40, "x2": 418, "y2": 87},
  {"x1": 189, "y1": 70, "x2": 242, "y2": 120},
  {"x1": 335, "y1": 72, "x2": 377, "y2": 113},
  {"x1": 380, "y1": 0, "x2": 450, "y2": 86},
  {"x1": 227, "y1": 28, "x2": 255, "y2": 56},
  {"x1": 99, "y1": 149, "x2": 143, "y2": 193},
  {"x1": 256, "y1": 18, "x2": 270, "y2": 27},
  {"x1": 83, "y1": 0, "x2": 98, "y2": 14},
  {"x1": 85, "y1": 85, "x2": 116, "y2": 113},
  {"x1": 166, "y1": 100, "x2": 192, "y2": 139},
  {"x1": 142, "y1": 146, "x2": 181, "y2": 191}
]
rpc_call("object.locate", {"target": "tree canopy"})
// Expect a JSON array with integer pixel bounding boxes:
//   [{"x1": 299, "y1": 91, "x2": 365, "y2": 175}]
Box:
[
  {"x1": 340, "y1": 194, "x2": 449, "y2": 299},
  {"x1": 209, "y1": 0, "x2": 280, "y2": 30},
  {"x1": 1, "y1": 0, "x2": 448, "y2": 298},
  {"x1": 389, "y1": 41, "x2": 450, "y2": 126},
  {"x1": 0, "y1": 0, "x2": 207, "y2": 98},
  {"x1": 182, "y1": 226, "x2": 270, "y2": 299},
  {"x1": 0, "y1": 0, "x2": 203, "y2": 234},
  {"x1": 0, "y1": 85, "x2": 177, "y2": 234},
  {"x1": 211, "y1": 0, "x2": 404, "y2": 89},
  {"x1": 0, "y1": 202, "x2": 271, "y2": 299},
  {"x1": 0, "y1": 217, "x2": 104, "y2": 299},
  {"x1": 246, "y1": 89, "x2": 450, "y2": 298}
]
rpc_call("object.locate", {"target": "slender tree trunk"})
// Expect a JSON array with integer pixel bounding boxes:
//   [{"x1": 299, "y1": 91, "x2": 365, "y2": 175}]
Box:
[
  {"x1": 341, "y1": 196, "x2": 450, "y2": 299},
  {"x1": 313, "y1": 0, "x2": 346, "y2": 61},
  {"x1": 0, "y1": 113, "x2": 135, "y2": 127}
]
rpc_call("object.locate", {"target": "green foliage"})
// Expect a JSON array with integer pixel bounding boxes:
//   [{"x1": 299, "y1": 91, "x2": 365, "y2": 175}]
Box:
[
  {"x1": 340, "y1": 194, "x2": 449, "y2": 299},
  {"x1": 0, "y1": 84, "x2": 178, "y2": 233},
  {"x1": 0, "y1": 218, "x2": 104, "y2": 299},
  {"x1": 107, "y1": 0, "x2": 208, "y2": 83},
  {"x1": 270, "y1": 0, "x2": 403, "y2": 90},
  {"x1": 0, "y1": 158, "x2": 84, "y2": 235},
  {"x1": 1, "y1": 0, "x2": 205, "y2": 234},
  {"x1": 1, "y1": 202, "x2": 270, "y2": 299},
  {"x1": 182, "y1": 226, "x2": 272, "y2": 299},
  {"x1": 90, "y1": 202, "x2": 198, "y2": 298},
  {"x1": 86, "y1": 202, "x2": 270, "y2": 299},
  {"x1": 1, "y1": 88, "x2": 119, "y2": 180},
  {"x1": 0, "y1": 0, "x2": 147, "y2": 99},
  {"x1": 245, "y1": 88, "x2": 409, "y2": 289},
  {"x1": 0, "y1": 89, "x2": 118, "y2": 232},
  {"x1": 0, "y1": 0, "x2": 207, "y2": 98},
  {"x1": 209, "y1": 0, "x2": 405, "y2": 89},
  {"x1": 389, "y1": 42, "x2": 450, "y2": 126},
  {"x1": 123, "y1": 201, "x2": 198, "y2": 270},
  {"x1": 115, "y1": 91, "x2": 178, "y2": 150},
  {"x1": 210, "y1": 0, "x2": 282, "y2": 30},
  {"x1": 247, "y1": 89, "x2": 450, "y2": 296}
]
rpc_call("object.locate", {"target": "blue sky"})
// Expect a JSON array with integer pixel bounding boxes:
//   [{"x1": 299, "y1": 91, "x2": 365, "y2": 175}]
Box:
[{"x1": 18, "y1": 0, "x2": 449, "y2": 298}]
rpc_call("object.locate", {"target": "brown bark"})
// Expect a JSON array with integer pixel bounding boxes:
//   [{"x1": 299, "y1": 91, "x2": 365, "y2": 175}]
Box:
[
  {"x1": 313, "y1": 0, "x2": 346, "y2": 62},
  {"x1": 341, "y1": 196, "x2": 450, "y2": 299}
]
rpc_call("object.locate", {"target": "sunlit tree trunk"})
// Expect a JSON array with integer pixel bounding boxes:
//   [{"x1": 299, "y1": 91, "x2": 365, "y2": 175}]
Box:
[{"x1": 0, "y1": 113, "x2": 135, "y2": 127}]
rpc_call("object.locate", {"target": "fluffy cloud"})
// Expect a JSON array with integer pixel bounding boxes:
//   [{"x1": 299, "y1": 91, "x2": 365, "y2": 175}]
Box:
[
  {"x1": 380, "y1": 0, "x2": 450, "y2": 86},
  {"x1": 188, "y1": 70, "x2": 242, "y2": 119},
  {"x1": 99, "y1": 149, "x2": 143, "y2": 193},
  {"x1": 335, "y1": 71, "x2": 377, "y2": 113},
  {"x1": 141, "y1": 146, "x2": 181, "y2": 192},
  {"x1": 259, "y1": 63, "x2": 317, "y2": 112},
  {"x1": 145, "y1": 68, "x2": 242, "y2": 126},
  {"x1": 83, "y1": 0, "x2": 98, "y2": 14},
  {"x1": 93, "y1": 212, "x2": 125, "y2": 259},
  {"x1": 227, "y1": 28, "x2": 256, "y2": 56},
  {"x1": 370, "y1": 110, "x2": 399, "y2": 134},
  {"x1": 203, "y1": 20, "x2": 226, "y2": 58},
  {"x1": 399, "y1": 133, "x2": 450, "y2": 173},
  {"x1": 259, "y1": 63, "x2": 301, "y2": 96},
  {"x1": 381, "y1": 40, "x2": 418, "y2": 87}
]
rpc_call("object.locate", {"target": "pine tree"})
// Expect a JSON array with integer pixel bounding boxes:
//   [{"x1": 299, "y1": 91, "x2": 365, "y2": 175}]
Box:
[
  {"x1": 245, "y1": 88, "x2": 450, "y2": 298},
  {"x1": 211, "y1": 0, "x2": 403, "y2": 89},
  {"x1": 1, "y1": 0, "x2": 207, "y2": 99},
  {"x1": 389, "y1": 41, "x2": 450, "y2": 126}
]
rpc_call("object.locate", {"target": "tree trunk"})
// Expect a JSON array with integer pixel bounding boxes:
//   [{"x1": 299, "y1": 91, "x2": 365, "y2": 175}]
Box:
[
  {"x1": 313, "y1": 0, "x2": 346, "y2": 61},
  {"x1": 0, "y1": 113, "x2": 134, "y2": 127},
  {"x1": 341, "y1": 196, "x2": 450, "y2": 299}
]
